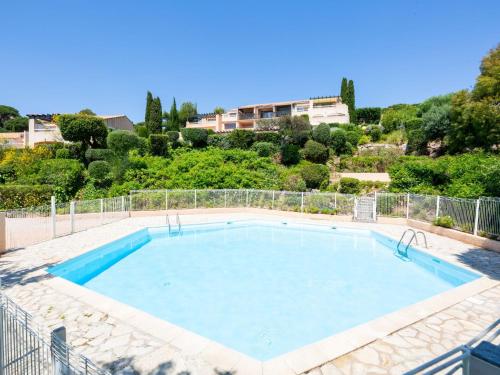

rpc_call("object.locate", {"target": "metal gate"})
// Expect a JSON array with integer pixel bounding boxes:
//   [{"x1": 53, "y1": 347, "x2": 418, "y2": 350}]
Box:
[
  {"x1": 353, "y1": 196, "x2": 376, "y2": 222},
  {"x1": 0, "y1": 292, "x2": 109, "y2": 375}
]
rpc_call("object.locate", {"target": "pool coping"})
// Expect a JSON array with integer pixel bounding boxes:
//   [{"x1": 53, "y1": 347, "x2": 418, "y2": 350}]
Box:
[{"x1": 28, "y1": 215, "x2": 500, "y2": 374}]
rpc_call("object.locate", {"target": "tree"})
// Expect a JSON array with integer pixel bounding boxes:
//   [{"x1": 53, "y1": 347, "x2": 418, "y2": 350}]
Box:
[
  {"x1": 178, "y1": 102, "x2": 197, "y2": 127},
  {"x1": 0, "y1": 105, "x2": 20, "y2": 126},
  {"x1": 145, "y1": 91, "x2": 153, "y2": 123},
  {"x1": 168, "y1": 98, "x2": 180, "y2": 131},
  {"x1": 214, "y1": 106, "x2": 225, "y2": 115},
  {"x1": 330, "y1": 129, "x2": 352, "y2": 155},
  {"x1": 149, "y1": 134, "x2": 169, "y2": 156},
  {"x1": 340, "y1": 78, "x2": 348, "y2": 103},
  {"x1": 303, "y1": 140, "x2": 329, "y2": 164},
  {"x1": 3, "y1": 117, "x2": 28, "y2": 131},
  {"x1": 147, "y1": 97, "x2": 163, "y2": 134},
  {"x1": 346, "y1": 80, "x2": 356, "y2": 123},
  {"x1": 312, "y1": 123, "x2": 331, "y2": 145},
  {"x1": 78, "y1": 108, "x2": 96, "y2": 116},
  {"x1": 57, "y1": 114, "x2": 108, "y2": 149},
  {"x1": 356, "y1": 107, "x2": 381, "y2": 124},
  {"x1": 280, "y1": 143, "x2": 301, "y2": 165},
  {"x1": 107, "y1": 130, "x2": 142, "y2": 156}
]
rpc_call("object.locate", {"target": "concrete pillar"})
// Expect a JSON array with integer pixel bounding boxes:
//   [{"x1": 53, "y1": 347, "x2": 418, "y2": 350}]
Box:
[
  {"x1": 0, "y1": 212, "x2": 6, "y2": 254},
  {"x1": 28, "y1": 118, "x2": 35, "y2": 147}
]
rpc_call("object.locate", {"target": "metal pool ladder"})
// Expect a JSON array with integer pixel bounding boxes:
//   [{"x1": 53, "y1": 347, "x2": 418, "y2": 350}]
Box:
[
  {"x1": 176, "y1": 213, "x2": 182, "y2": 232},
  {"x1": 396, "y1": 229, "x2": 428, "y2": 258},
  {"x1": 166, "y1": 213, "x2": 181, "y2": 234},
  {"x1": 166, "y1": 213, "x2": 172, "y2": 233}
]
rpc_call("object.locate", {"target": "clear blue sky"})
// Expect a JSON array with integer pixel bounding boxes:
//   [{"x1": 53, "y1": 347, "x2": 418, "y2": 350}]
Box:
[{"x1": 1, "y1": 0, "x2": 499, "y2": 123}]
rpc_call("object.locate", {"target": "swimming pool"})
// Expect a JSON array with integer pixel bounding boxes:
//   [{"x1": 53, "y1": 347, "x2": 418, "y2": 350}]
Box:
[{"x1": 48, "y1": 221, "x2": 479, "y2": 360}]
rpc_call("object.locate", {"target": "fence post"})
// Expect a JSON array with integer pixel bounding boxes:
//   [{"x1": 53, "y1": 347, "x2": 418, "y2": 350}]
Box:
[
  {"x1": 473, "y1": 199, "x2": 481, "y2": 236},
  {"x1": 406, "y1": 193, "x2": 410, "y2": 219},
  {"x1": 129, "y1": 192, "x2": 133, "y2": 215},
  {"x1": 51, "y1": 196, "x2": 56, "y2": 238},
  {"x1": 301, "y1": 192, "x2": 304, "y2": 213},
  {"x1": 374, "y1": 191, "x2": 378, "y2": 221},
  {"x1": 272, "y1": 190, "x2": 275, "y2": 210},
  {"x1": 246, "y1": 189, "x2": 249, "y2": 207},
  {"x1": 194, "y1": 189, "x2": 197, "y2": 209},
  {"x1": 436, "y1": 195, "x2": 441, "y2": 218},
  {"x1": 100, "y1": 198, "x2": 104, "y2": 224},
  {"x1": 51, "y1": 326, "x2": 69, "y2": 375},
  {"x1": 224, "y1": 189, "x2": 227, "y2": 208},
  {"x1": 69, "y1": 201, "x2": 75, "y2": 234},
  {"x1": 0, "y1": 212, "x2": 5, "y2": 255},
  {"x1": 121, "y1": 196, "x2": 125, "y2": 212}
]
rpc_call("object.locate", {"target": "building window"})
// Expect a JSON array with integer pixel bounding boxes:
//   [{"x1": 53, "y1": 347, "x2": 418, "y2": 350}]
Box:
[
  {"x1": 225, "y1": 123, "x2": 236, "y2": 130},
  {"x1": 296, "y1": 106, "x2": 308, "y2": 112}
]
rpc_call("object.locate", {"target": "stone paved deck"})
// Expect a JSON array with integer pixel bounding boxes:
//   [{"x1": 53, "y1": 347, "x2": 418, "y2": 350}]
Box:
[{"x1": 1, "y1": 210, "x2": 499, "y2": 374}]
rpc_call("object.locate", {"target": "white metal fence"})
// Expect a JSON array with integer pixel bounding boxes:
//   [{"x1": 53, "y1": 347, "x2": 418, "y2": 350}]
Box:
[
  {"x1": 0, "y1": 290, "x2": 110, "y2": 375},
  {"x1": 1, "y1": 190, "x2": 499, "y2": 251}
]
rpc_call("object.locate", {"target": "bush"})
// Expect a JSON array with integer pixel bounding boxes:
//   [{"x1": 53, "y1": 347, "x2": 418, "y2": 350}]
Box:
[
  {"x1": 356, "y1": 107, "x2": 381, "y2": 124},
  {"x1": 338, "y1": 156, "x2": 396, "y2": 172},
  {"x1": 303, "y1": 140, "x2": 329, "y2": 164},
  {"x1": 88, "y1": 161, "x2": 112, "y2": 188},
  {"x1": 166, "y1": 131, "x2": 180, "y2": 143},
  {"x1": 367, "y1": 126, "x2": 382, "y2": 142},
  {"x1": 251, "y1": 142, "x2": 278, "y2": 157},
  {"x1": 181, "y1": 128, "x2": 208, "y2": 148},
  {"x1": 107, "y1": 130, "x2": 142, "y2": 156},
  {"x1": 339, "y1": 177, "x2": 361, "y2": 194},
  {"x1": 283, "y1": 174, "x2": 306, "y2": 191},
  {"x1": 312, "y1": 123, "x2": 331, "y2": 145},
  {"x1": 207, "y1": 134, "x2": 230, "y2": 149},
  {"x1": 255, "y1": 131, "x2": 281, "y2": 145},
  {"x1": 227, "y1": 129, "x2": 255, "y2": 149},
  {"x1": 85, "y1": 148, "x2": 115, "y2": 162},
  {"x1": 0, "y1": 185, "x2": 54, "y2": 209},
  {"x1": 135, "y1": 125, "x2": 148, "y2": 138},
  {"x1": 149, "y1": 134, "x2": 169, "y2": 156},
  {"x1": 433, "y1": 216, "x2": 454, "y2": 228},
  {"x1": 55, "y1": 148, "x2": 71, "y2": 159},
  {"x1": 345, "y1": 131, "x2": 362, "y2": 147},
  {"x1": 36, "y1": 159, "x2": 85, "y2": 201},
  {"x1": 300, "y1": 164, "x2": 330, "y2": 189},
  {"x1": 280, "y1": 143, "x2": 301, "y2": 165},
  {"x1": 330, "y1": 129, "x2": 353, "y2": 155}
]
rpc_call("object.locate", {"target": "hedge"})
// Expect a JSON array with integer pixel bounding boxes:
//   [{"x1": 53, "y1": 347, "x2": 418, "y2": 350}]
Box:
[
  {"x1": 0, "y1": 185, "x2": 54, "y2": 209},
  {"x1": 149, "y1": 134, "x2": 169, "y2": 156}
]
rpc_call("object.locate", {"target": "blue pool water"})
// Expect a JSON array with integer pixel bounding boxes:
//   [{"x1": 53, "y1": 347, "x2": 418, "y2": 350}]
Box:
[{"x1": 49, "y1": 221, "x2": 479, "y2": 360}]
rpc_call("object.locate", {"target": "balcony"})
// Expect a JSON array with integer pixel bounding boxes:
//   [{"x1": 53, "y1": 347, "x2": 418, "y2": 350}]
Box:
[
  {"x1": 238, "y1": 113, "x2": 256, "y2": 120},
  {"x1": 259, "y1": 110, "x2": 291, "y2": 119}
]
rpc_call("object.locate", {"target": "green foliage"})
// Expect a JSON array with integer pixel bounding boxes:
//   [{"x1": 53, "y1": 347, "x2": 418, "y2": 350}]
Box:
[
  {"x1": 135, "y1": 124, "x2": 148, "y2": 138},
  {"x1": 381, "y1": 129, "x2": 407, "y2": 145},
  {"x1": 356, "y1": 107, "x2": 381, "y2": 124},
  {"x1": 283, "y1": 175, "x2": 306, "y2": 192},
  {"x1": 55, "y1": 148, "x2": 71, "y2": 159},
  {"x1": 147, "y1": 97, "x2": 163, "y2": 134},
  {"x1": 345, "y1": 130, "x2": 362, "y2": 146},
  {"x1": 251, "y1": 142, "x2": 278, "y2": 157},
  {"x1": 330, "y1": 129, "x2": 353, "y2": 155},
  {"x1": 178, "y1": 102, "x2": 197, "y2": 127},
  {"x1": 3, "y1": 117, "x2": 28, "y2": 131},
  {"x1": 149, "y1": 134, "x2": 169, "y2": 156},
  {"x1": 366, "y1": 126, "x2": 382, "y2": 142},
  {"x1": 433, "y1": 216, "x2": 454, "y2": 228},
  {"x1": 255, "y1": 131, "x2": 281, "y2": 145},
  {"x1": 471, "y1": 43, "x2": 499, "y2": 101},
  {"x1": 145, "y1": 91, "x2": 153, "y2": 123},
  {"x1": 213, "y1": 106, "x2": 225, "y2": 115},
  {"x1": 85, "y1": 148, "x2": 115, "y2": 163},
  {"x1": 78, "y1": 108, "x2": 96, "y2": 116},
  {"x1": 207, "y1": 134, "x2": 230, "y2": 149},
  {"x1": 338, "y1": 156, "x2": 397, "y2": 172},
  {"x1": 347, "y1": 80, "x2": 356, "y2": 123},
  {"x1": 340, "y1": 78, "x2": 348, "y2": 104},
  {"x1": 278, "y1": 116, "x2": 312, "y2": 145},
  {"x1": 339, "y1": 177, "x2": 361, "y2": 194},
  {"x1": 280, "y1": 143, "x2": 301, "y2": 165},
  {"x1": 166, "y1": 131, "x2": 180, "y2": 143},
  {"x1": 167, "y1": 98, "x2": 180, "y2": 131},
  {"x1": 300, "y1": 164, "x2": 330, "y2": 189},
  {"x1": 0, "y1": 185, "x2": 54, "y2": 209},
  {"x1": 88, "y1": 160, "x2": 112, "y2": 188},
  {"x1": 381, "y1": 104, "x2": 418, "y2": 133},
  {"x1": 303, "y1": 140, "x2": 329, "y2": 164},
  {"x1": 75, "y1": 183, "x2": 109, "y2": 200},
  {"x1": 227, "y1": 129, "x2": 255, "y2": 149},
  {"x1": 312, "y1": 123, "x2": 331, "y2": 145},
  {"x1": 181, "y1": 128, "x2": 208, "y2": 148},
  {"x1": 57, "y1": 114, "x2": 108, "y2": 149},
  {"x1": 107, "y1": 130, "x2": 142, "y2": 156},
  {"x1": 36, "y1": 159, "x2": 85, "y2": 201},
  {"x1": 421, "y1": 103, "x2": 452, "y2": 141}
]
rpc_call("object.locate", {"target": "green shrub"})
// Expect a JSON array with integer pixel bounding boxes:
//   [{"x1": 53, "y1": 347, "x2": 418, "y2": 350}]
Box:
[
  {"x1": 339, "y1": 177, "x2": 361, "y2": 194},
  {"x1": 56, "y1": 114, "x2": 108, "y2": 148},
  {"x1": 251, "y1": 142, "x2": 278, "y2": 157},
  {"x1": 85, "y1": 148, "x2": 115, "y2": 162},
  {"x1": 356, "y1": 107, "x2": 381, "y2": 124},
  {"x1": 135, "y1": 125, "x2": 148, "y2": 138},
  {"x1": 107, "y1": 130, "x2": 142, "y2": 156},
  {"x1": 166, "y1": 131, "x2": 180, "y2": 143},
  {"x1": 300, "y1": 164, "x2": 330, "y2": 189},
  {"x1": 303, "y1": 140, "x2": 329, "y2": 164},
  {"x1": 36, "y1": 159, "x2": 85, "y2": 201},
  {"x1": 207, "y1": 134, "x2": 230, "y2": 149},
  {"x1": 330, "y1": 129, "x2": 353, "y2": 155},
  {"x1": 0, "y1": 185, "x2": 54, "y2": 209},
  {"x1": 255, "y1": 131, "x2": 281, "y2": 145},
  {"x1": 181, "y1": 128, "x2": 208, "y2": 148},
  {"x1": 345, "y1": 130, "x2": 362, "y2": 146},
  {"x1": 55, "y1": 148, "x2": 71, "y2": 159},
  {"x1": 338, "y1": 156, "x2": 396, "y2": 172},
  {"x1": 149, "y1": 134, "x2": 169, "y2": 156},
  {"x1": 368, "y1": 126, "x2": 382, "y2": 142},
  {"x1": 282, "y1": 174, "x2": 306, "y2": 191},
  {"x1": 312, "y1": 123, "x2": 331, "y2": 145},
  {"x1": 227, "y1": 129, "x2": 255, "y2": 149},
  {"x1": 281, "y1": 144, "x2": 301, "y2": 165},
  {"x1": 433, "y1": 216, "x2": 454, "y2": 228},
  {"x1": 88, "y1": 160, "x2": 112, "y2": 188}
]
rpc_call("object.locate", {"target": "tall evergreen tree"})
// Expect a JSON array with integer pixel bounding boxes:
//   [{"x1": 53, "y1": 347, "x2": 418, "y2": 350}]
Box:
[
  {"x1": 168, "y1": 97, "x2": 180, "y2": 131},
  {"x1": 145, "y1": 91, "x2": 153, "y2": 123},
  {"x1": 340, "y1": 78, "x2": 348, "y2": 104},
  {"x1": 347, "y1": 80, "x2": 356, "y2": 123},
  {"x1": 147, "y1": 97, "x2": 163, "y2": 134}
]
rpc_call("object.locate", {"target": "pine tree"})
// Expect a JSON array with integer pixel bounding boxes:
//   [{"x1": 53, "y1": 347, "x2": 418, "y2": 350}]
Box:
[
  {"x1": 147, "y1": 97, "x2": 163, "y2": 134},
  {"x1": 340, "y1": 78, "x2": 348, "y2": 104},
  {"x1": 169, "y1": 97, "x2": 180, "y2": 131},
  {"x1": 145, "y1": 91, "x2": 153, "y2": 123},
  {"x1": 347, "y1": 80, "x2": 356, "y2": 123}
]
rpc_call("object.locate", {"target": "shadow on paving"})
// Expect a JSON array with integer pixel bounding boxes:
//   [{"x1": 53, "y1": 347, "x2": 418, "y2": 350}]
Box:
[
  {"x1": 0, "y1": 260, "x2": 56, "y2": 288},
  {"x1": 455, "y1": 247, "x2": 500, "y2": 280},
  {"x1": 102, "y1": 357, "x2": 236, "y2": 375}
]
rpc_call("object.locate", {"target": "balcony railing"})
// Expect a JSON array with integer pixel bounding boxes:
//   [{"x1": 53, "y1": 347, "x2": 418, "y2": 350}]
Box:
[
  {"x1": 259, "y1": 111, "x2": 292, "y2": 119},
  {"x1": 238, "y1": 113, "x2": 256, "y2": 120}
]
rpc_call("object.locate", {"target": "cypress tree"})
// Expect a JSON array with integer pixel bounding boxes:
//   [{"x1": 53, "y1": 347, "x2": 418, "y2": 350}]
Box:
[
  {"x1": 340, "y1": 78, "x2": 348, "y2": 104},
  {"x1": 347, "y1": 80, "x2": 356, "y2": 123},
  {"x1": 169, "y1": 97, "x2": 180, "y2": 131},
  {"x1": 148, "y1": 97, "x2": 163, "y2": 134},
  {"x1": 145, "y1": 91, "x2": 153, "y2": 123}
]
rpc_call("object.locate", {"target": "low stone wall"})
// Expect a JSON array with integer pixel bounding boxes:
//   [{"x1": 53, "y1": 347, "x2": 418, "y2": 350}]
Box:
[{"x1": 407, "y1": 219, "x2": 500, "y2": 252}]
